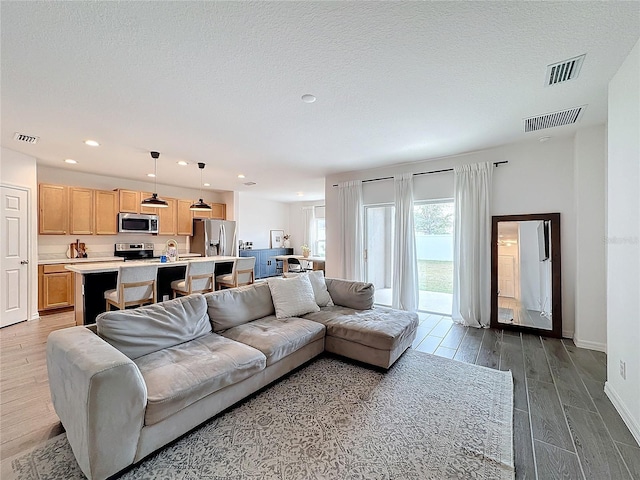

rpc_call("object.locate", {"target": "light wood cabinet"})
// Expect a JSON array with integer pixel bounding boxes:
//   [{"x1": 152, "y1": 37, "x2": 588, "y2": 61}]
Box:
[
  {"x1": 158, "y1": 197, "x2": 177, "y2": 235},
  {"x1": 192, "y1": 203, "x2": 226, "y2": 220},
  {"x1": 118, "y1": 189, "x2": 140, "y2": 213},
  {"x1": 39, "y1": 184, "x2": 69, "y2": 234},
  {"x1": 38, "y1": 264, "x2": 74, "y2": 311},
  {"x1": 94, "y1": 190, "x2": 118, "y2": 235},
  {"x1": 69, "y1": 188, "x2": 94, "y2": 235},
  {"x1": 176, "y1": 199, "x2": 194, "y2": 236},
  {"x1": 140, "y1": 191, "x2": 158, "y2": 215}
]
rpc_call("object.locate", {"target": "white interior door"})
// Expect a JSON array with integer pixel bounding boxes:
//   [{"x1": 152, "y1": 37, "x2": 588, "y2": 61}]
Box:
[
  {"x1": 1, "y1": 186, "x2": 29, "y2": 327},
  {"x1": 498, "y1": 255, "x2": 515, "y2": 298}
]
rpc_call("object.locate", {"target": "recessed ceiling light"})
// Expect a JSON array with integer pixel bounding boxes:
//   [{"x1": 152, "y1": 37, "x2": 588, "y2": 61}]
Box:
[
  {"x1": 203, "y1": 183, "x2": 210, "y2": 187},
  {"x1": 297, "y1": 192, "x2": 304, "y2": 197},
  {"x1": 84, "y1": 139, "x2": 100, "y2": 147},
  {"x1": 539, "y1": 136, "x2": 552, "y2": 142},
  {"x1": 147, "y1": 173, "x2": 156, "y2": 177},
  {"x1": 301, "y1": 94, "x2": 316, "y2": 103},
  {"x1": 64, "y1": 158, "x2": 78, "y2": 164},
  {"x1": 177, "y1": 161, "x2": 189, "y2": 166},
  {"x1": 237, "y1": 174, "x2": 245, "y2": 179}
]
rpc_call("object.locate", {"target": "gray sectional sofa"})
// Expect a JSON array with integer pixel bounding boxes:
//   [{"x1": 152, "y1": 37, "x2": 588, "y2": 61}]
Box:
[{"x1": 46, "y1": 276, "x2": 418, "y2": 480}]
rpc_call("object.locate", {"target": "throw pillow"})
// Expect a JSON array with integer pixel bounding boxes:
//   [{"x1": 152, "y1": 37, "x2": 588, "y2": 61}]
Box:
[
  {"x1": 267, "y1": 274, "x2": 320, "y2": 319},
  {"x1": 284, "y1": 270, "x2": 334, "y2": 307}
]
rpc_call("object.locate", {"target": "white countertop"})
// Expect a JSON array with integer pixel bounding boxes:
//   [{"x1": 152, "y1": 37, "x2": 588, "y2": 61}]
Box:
[
  {"x1": 66, "y1": 256, "x2": 239, "y2": 274},
  {"x1": 39, "y1": 256, "x2": 125, "y2": 265}
]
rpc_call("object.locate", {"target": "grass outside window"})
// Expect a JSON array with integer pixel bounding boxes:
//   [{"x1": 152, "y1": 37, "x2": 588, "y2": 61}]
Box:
[{"x1": 418, "y1": 260, "x2": 453, "y2": 294}]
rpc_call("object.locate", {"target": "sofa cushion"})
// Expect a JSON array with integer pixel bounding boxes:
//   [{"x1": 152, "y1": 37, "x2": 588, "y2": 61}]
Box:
[
  {"x1": 134, "y1": 333, "x2": 266, "y2": 426},
  {"x1": 204, "y1": 283, "x2": 275, "y2": 332},
  {"x1": 283, "y1": 270, "x2": 334, "y2": 307},
  {"x1": 303, "y1": 305, "x2": 418, "y2": 351},
  {"x1": 96, "y1": 294, "x2": 211, "y2": 359},
  {"x1": 220, "y1": 316, "x2": 325, "y2": 366},
  {"x1": 267, "y1": 275, "x2": 320, "y2": 319},
  {"x1": 325, "y1": 278, "x2": 375, "y2": 310}
]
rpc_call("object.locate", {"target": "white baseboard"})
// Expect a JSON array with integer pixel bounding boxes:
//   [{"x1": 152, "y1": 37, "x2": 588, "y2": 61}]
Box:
[
  {"x1": 604, "y1": 382, "x2": 640, "y2": 445},
  {"x1": 573, "y1": 338, "x2": 607, "y2": 353},
  {"x1": 30, "y1": 312, "x2": 40, "y2": 321},
  {"x1": 562, "y1": 329, "x2": 574, "y2": 339}
]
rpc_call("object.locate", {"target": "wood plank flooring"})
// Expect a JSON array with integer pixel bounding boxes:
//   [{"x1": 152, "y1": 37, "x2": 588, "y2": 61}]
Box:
[
  {"x1": 413, "y1": 313, "x2": 640, "y2": 479},
  {"x1": 1, "y1": 311, "x2": 638, "y2": 480}
]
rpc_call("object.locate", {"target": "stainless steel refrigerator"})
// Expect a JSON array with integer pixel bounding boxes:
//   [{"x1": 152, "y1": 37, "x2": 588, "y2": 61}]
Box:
[{"x1": 190, "y1": 219, "x2": 237, "y2": 257}]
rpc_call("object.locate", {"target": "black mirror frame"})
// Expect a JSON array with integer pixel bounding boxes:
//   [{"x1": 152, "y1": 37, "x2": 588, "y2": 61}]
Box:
[{"x1": 490, "y1": 212, "x2": 562, "y2": 338}]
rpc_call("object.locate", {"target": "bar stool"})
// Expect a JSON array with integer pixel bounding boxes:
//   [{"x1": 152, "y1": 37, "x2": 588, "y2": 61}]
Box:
[
  {"x1": 171, "y1": 259, "x2": 216, "y2": 298},
  {"x1": 105, "y1": 264, "x2": 158, "y2": 311},
  {"x1": 216, "y1": 257, "x2": 256, "y2": 290}
]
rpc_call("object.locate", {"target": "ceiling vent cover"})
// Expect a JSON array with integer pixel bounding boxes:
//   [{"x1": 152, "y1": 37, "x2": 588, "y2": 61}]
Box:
[
  {"x1": 13, "y1": 132, "x2": 40, "y2": 144},
  {"x1": 545, "y1": 54, "x2": 585, "y2": 86},
  {"x1": 243, "y1": 181, "x2": 256, "y2": 186},
  {"x1": 523, "y1": 105, "x2": 586, "y2": 132}
]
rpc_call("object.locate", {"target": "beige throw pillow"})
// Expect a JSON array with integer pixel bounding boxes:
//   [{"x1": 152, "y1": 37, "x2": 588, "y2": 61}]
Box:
[
  {"x1": 284, "y1": 270, "x2": 334, "y2": 307},
  {"x1": 267, "y1": 274, "x2": 320, "y2": 319}
]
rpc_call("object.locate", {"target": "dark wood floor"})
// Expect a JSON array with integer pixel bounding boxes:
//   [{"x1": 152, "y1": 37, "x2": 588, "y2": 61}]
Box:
[
  {"x1": 2, "y1": 311, "x2": 639, "y2": 480},
  {"x1": 412, "y1": 313, "x2": 640, "y2": 480}
]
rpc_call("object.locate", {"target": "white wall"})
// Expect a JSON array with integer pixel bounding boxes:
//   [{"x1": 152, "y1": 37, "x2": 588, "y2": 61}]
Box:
[
  {"x1": 0, "y1": 147, "x2": 39, "y2": 320},
  {"x1": 605, "y1": 39, "x2": 640, "y2": 444},
  {"x1": 236, "y1": 192, "x2": 290, "y2": 250},
  {"x1": 326, "y1": 135, "x2": 585, "y2": 337},
  {"x1": 574, "y1": 125, "x2": 608, "y2": 351}
]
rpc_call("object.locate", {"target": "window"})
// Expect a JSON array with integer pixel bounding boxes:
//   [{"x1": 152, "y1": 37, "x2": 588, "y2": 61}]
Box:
[
  {"x1": 315, "y1": 218, "x2": 326, "y2": 256},
  {"x1": 364, "y1": 204, "x2": 395, "y2": 306}
]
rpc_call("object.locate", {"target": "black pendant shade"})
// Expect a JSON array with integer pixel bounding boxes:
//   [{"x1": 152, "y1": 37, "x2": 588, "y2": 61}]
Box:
[
  {"x1": 190, "y1": 162, "x2": 212, "y2": 211},
  {"x1": 141, "y1": 151, "x2": 169, "y2": 208}
]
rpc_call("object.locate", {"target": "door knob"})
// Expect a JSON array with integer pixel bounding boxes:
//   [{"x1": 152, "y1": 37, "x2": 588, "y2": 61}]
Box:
[{"x1": 20, "y1": 260, "x2": 29, "y2": 265}]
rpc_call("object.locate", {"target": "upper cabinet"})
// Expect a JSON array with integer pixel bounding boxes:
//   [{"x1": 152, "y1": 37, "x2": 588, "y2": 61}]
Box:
[
  {"x1": 139, "y1": 191, "x2": 157, "y2": 215},
  {"x1": 94, "y1": 190, "x2": 118, "y2": 235},
  {"x1": 176, "y1": 199, "x2": 194, "y2": 236},
  {"x1": 118, "y1": 190, "x2": 140, "y2": 213},
  {"x1": 39, "y1": 184, "x2": 69, "y2": 234},
  {"x1": 157, "y1": 198, "x2": 177, "y2": 235},
  {"x1": 192, "y1": 203, "x2": 226, "y2": 220},
  {"x1": 69, "y1": 188, "x2": 94, "y2": 235}
]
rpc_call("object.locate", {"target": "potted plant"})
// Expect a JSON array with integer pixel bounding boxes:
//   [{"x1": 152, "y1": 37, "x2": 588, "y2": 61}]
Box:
[{"x1": 301, "y1": 244, "x2": 311, "y2": 258}]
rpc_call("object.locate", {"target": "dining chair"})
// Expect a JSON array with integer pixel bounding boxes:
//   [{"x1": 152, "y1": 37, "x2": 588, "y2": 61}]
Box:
[
  {"x1": 171, "y1": 260, "x2": 216, "y2": 298},
  {"x1": 104, "y1": 264, "x2": 158, "y2": 311},
  {"x1": 216, "y1": 257, "x2": 256, "y2": 290}
]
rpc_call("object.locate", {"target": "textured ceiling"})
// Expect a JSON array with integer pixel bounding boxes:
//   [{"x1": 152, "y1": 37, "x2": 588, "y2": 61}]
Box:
[{"x1": 2, "y1": 2, "x2": 639, "y2": 202}]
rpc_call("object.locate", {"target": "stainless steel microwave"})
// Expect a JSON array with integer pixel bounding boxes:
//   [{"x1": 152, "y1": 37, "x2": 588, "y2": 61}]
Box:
[{"x1": 118, "y1": 213, "x2": 159, "y2": 234}]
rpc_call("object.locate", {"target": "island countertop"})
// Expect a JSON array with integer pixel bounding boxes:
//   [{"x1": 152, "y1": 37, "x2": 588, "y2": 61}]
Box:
[{"x1": 65, "y1": 256, "x2": 239, "y2": 274}]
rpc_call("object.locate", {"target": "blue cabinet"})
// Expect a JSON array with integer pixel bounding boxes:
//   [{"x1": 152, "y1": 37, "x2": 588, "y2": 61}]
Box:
[{"x1": 239, "y1": 248, "x2": 292, "y2": 279}]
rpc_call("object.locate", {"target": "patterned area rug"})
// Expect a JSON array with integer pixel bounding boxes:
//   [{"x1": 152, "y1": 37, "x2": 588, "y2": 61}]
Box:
[{"x1": 3, "y1": 349, "x2": 514, "y2": 479}]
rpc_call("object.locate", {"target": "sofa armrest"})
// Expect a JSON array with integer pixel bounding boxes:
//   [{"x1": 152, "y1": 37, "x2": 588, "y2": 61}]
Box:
[
  {"x1": 325, "y1": 278, "x2": 375, "y2": 310},
  {"x1": 46, "y1": 326, "x2": 147, "y2": 480}
]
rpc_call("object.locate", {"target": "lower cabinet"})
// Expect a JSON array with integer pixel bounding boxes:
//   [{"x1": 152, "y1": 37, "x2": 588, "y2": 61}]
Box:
[
  {"x1": 38, "y1": 264, "x2": 74, "y2": 312},
  {"x1": 239, "y1": 248, "x2": 292, "y2": 279}
]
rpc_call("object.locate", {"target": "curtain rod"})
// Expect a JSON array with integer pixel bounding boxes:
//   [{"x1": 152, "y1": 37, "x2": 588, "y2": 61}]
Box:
[{"x1": 332, "y1": 160, "x2": 508, "y2": 187}]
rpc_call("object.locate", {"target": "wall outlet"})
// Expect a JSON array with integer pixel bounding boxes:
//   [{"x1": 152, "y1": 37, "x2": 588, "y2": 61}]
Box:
[
  {"x1": 162, "y1": 294, "x2": 169, "y2": 302},
  {"x1": 619, "y1": 360, "x2": 626, "y2": 380}
]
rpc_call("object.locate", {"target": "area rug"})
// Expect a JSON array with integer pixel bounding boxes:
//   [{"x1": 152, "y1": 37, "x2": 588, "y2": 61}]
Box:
[{"x1": 2, "y1": 349, "x2": 514, "y2": 479}]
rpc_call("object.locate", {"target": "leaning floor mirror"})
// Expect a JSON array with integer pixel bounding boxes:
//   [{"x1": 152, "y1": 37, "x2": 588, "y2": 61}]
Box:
[{"x1": 490, "y1": 213, "x2": 562, "y2": 337}]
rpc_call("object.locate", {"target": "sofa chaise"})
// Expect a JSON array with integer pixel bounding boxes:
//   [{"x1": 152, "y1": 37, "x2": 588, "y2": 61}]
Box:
[{"x1": 46, "y1": 274, "x2": 418, "y2": 480}]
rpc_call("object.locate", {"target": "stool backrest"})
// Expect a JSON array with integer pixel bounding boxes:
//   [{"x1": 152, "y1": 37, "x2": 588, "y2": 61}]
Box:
[
  {"x1": 117, "y1": 264, "x2": 158, "y2": 303},
  {"x1": 234, "y1": 257, "x2": 256, "y2": 286},
  {"x1": 185, "y1": 260, "x2": 215, "y2": 292}
]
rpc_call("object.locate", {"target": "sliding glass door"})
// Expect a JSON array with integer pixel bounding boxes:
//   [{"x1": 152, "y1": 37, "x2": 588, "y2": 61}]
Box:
[{"x1": 364, "y1": 204, "x2": 394, "y2": 306}]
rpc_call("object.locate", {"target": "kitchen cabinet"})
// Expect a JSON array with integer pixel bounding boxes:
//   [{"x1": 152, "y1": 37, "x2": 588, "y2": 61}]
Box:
[
  {"x1": 69, "y1": 188, "x2": 94, "y2": 235},
  {"x1": 176, "y1": 199, "x2": 194, "y2": 236},
  {"x1": 94, "y1": 190, "x2": 118, "y2": 235},
  {"x1": 239, "y1": 248, "x2": 291, "y2": 279},
  {"x1": 192, "y1": 203, "x2": 226, "y2": 220},
  {"x1": 38, "y1": 264, "x2": 74, "y2": 311},
  {"x1": 158, "y1": 197, "x2": 177, "y2": 235},
  {"x1": 118, "y1": 189, "x2": 140, "y2": 213},
  {"x1": 140, "y1": 191, "x2": 158, "y2": 215},
  {"x1": 39, "y1": 184, "x2": 69, "y2": 234}
]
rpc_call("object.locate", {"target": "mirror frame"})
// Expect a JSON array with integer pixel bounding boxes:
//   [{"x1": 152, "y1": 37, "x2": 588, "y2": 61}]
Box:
[{"x1": 490, "y1": 213, "x2": 562, "y2": 338}]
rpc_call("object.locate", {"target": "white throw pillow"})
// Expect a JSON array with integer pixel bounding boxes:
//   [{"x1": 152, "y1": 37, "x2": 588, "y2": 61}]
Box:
[
  {"x1": 267, "y1": 274, "x2": 320, "y2": 319},
  {"x1": 284, "y1": 270, "x2": 334, "y2": 307}
]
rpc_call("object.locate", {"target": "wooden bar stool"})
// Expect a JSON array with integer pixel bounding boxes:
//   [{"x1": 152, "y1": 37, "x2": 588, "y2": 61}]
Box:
[
  {"x1": 216, "y1": 257, "x2": 256, "y2": 290},
  {"x1": 105, "y1": 264, "x2": 158, "y2": 311},
  {"x1": 171, "y1": 260, "x2": 216, "y2": 298}
]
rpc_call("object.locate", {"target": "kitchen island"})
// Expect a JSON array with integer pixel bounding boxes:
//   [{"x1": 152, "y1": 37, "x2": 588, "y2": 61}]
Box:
[{"x1": 66, "y1": 256, "x2": 238, "y2": 325}]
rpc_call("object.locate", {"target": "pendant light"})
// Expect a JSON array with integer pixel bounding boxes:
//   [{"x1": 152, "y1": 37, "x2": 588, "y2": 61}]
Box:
[
  {"x1": 141, "y1": 151, "x2": 168, "y2": 208},
  {"x1": 190, "y1": 162, "x2": 212, "y2": 211}
]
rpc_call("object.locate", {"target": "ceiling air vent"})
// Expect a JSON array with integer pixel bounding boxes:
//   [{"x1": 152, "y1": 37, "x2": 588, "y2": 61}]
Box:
[
  {"x1": 13, "y1": 132, "x2": 40, "y2": 144},
  {"x1": 523, "y1": 105, "x2": 586, "y2": 133},
  {"x1": 545, "y1": 54, "x2": 585, "y2": 86},
  {"x1": 243, "y1": 181, "x2": 256, "y2": 186}
]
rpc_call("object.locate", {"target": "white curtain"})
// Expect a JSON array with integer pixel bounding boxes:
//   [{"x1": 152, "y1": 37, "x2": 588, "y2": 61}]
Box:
[
  {"x1": 302, "y1": 206, "x2": 316, "y2": 253},
  {"x1": 392, "y1": 174, "x2": 419, "y2": 312},
  {"x1": 338, "y1": 180, "x2": 364, "y2": 281},
  {"x1": 452, "y1": 162, "x2": 493, "y2": 327}
]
